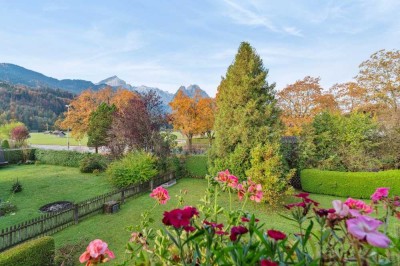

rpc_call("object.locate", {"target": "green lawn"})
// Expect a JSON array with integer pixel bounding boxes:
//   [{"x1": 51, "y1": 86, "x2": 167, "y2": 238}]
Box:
[
  {"x1": 52, "y1": 178, "x2": 400, "y2": 265},
  {"x1": 0, "y1": 165, "x2": 111, "y2": 228},
  {"x1": 29, "y1": 132, "x2": 88, "y2": 146}
]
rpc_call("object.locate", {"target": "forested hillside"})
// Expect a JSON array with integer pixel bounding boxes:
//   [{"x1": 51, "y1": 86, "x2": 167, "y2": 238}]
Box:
[{"x1": 0, "y1": 82, "x2": 74, "y2": 131}]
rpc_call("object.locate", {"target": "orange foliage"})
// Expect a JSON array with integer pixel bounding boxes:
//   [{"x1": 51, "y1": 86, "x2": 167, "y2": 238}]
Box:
[
  {"x1": 60, "y1": 87, "x2": 139, "y2": 140},
  {"x1": 329, "y1": 82, "x2": 367, "y2": 113},
  {"x1": 169, "y1": 90, "x2": 215, "y2": 148},
  {"x1": 277, "y1": 76, "x2": 337, "y2": 136}
]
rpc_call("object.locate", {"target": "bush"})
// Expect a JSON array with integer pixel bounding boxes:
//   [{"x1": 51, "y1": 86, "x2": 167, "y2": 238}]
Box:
[
  {"x1": 301, "y1": 169, "x2": 400, "y2": 198},
  {"x1": 107, "y1": 151, "x2": 158, "y2": 188},
  {"x1": 11, "y1": 179, "x2": 22, "y2": 193},
  {"x1": 184, "y1": 155, "x2": 208, "y2": 178},
  {"x1": 3, "y1": 148, "x2": 35, "y2": 164},
  {"x1": 167, "y1": 156, "x2": 185, "y2": 178},
  {"x1": 246, "y1": 143, "x2": 295, "y2": 206},
  {"x1": 79, "y1": 155, "x2": 108, "y2": 173},
  {"x1": 0, "y1": 236, "x2": 54, "y2": 266},
  {"x1": 34, "y1": 149, "x2": 107, "y2": 168},
  {"x1": 0, "y1": 201, "x2": 17, "y2": 216},
  {"x1": 1, "y1": 139, "x2": 10, "y2": 149}
]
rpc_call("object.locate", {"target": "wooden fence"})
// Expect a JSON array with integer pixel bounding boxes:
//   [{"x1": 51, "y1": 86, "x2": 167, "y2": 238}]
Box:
[{"x1": 0, "y1": 172, "x2": 176, "y2": 252}]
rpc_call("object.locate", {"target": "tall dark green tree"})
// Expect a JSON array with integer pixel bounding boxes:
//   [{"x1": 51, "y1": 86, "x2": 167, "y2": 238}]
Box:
[
  {"x1": 87, "y1": 103, "x2": 116, "y2": 153},
  {"x1": 209, "y1": 42, "x2": 283, "y2": 177}
]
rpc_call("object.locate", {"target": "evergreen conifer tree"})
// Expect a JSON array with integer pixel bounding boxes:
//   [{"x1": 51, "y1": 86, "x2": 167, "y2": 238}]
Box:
[{"x1": 209, "y1": 42, "x2": 282, "y2": 177}]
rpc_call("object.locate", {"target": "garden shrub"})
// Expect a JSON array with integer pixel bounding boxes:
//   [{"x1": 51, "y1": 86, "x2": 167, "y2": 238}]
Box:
[
  {"x1": 34, "y1": 149, "x2": 107, "y2": 168},
  {"x1": 1, "y1": 139, "x2": 10, "y2": 149},
  {"x1": 184, "y1": 155, "x2": 208, "y2": 178},
  {"x1": 107, "y1": 151, "x2": 158, "y2": 188},
  {"x1": 166, "y1": 156, "x2": 185, "y2": 178},
  {"x1": 0, "y1": 201, "x2": 17, "y2": 216},
  {"x1": 0, "y1": 236, "x2": 54, "y2": 266},
  {"x1": 246, "y1": 143, "x2": 295, "y2": 206},
  {"x1": 2, "y1": 148, "x2": 35, "y2": 164},
  {"x1": 79, "y1": 155, "x2": 108, "y2": 173},
  {"x1": 301, "y1": 169, "x2": 400, "y2": 198},
  {"x1": 10, "y1": 179, "x2": 22, "y2": 193}
]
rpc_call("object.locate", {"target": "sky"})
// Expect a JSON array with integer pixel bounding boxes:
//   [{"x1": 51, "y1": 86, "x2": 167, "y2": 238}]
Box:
[{"x1": 0, "y1": 0, "x2": 399, "y2": 96}]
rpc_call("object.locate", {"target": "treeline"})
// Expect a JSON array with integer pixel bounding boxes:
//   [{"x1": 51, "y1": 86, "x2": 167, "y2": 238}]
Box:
[{"x1": 0, "y1": 82, "x2": 74, "y2": 131}]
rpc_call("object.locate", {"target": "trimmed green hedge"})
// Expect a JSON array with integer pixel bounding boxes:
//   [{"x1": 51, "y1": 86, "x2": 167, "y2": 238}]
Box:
[
  {"x1": 0, "y1": 236, "x2": 55, "y2": 266},
  {"x1": 35, "y1": 149, "x2": 107, "y2": 168},
  {"x1": 3, "y1": 149, "x2": 35, "y2": 164},
  {"x1": 184, "y1": 155, "x2": 208, "y2": 178},
  {"x1": 301, "y1": 169, "x2": 400, "y2": 199}
]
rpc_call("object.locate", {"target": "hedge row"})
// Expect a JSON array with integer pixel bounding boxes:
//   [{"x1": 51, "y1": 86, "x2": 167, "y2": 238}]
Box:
[
  {"x1": 34, "y1": 149, "x2": 107, "y2": 168},
  {"x1": 300, "y1": 169, "x2": 400, "y2": 199},
  {"x1": 3, "y1": 149, "x2": 35, "y2": 164},
  {"x1": 0, "y1": 236, "x2": 55, "y2": 266},
  {"x1": 184, "y1": 155, "x2": 208, "y2": 178}
]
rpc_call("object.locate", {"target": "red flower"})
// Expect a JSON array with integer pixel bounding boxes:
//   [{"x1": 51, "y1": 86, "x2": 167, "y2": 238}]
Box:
[
  {"x1": 183, "y1": 226, "x2": 196, "y2": 232},
  {"x1": 241, "y1": 217, "x2": 259, "y2": 223},
  {"x1": 230, "y1": 226, "x2": 248, "y2": 241},
  {"x1": 285, "y1": 202, "x2": 306, "y2": 210},
  {"x1": 216, "y1": 230, "x2": 229, "y2": 235},
  {"x1": 260, "y1": 259, "x2": 278, "y2": 266},
  {"x1": 203, "y1": 220, "x2": 224, "y2": 230},
  {"x1": 162, "y1": 206, "x2": 198, "y2": 229},
  {"x1": 267, "y1": 229, "x2": 286, "y2": 241},
  {"x1": 294, "y1": 192, "x2": 310, "y2": 199},
  {"x1": 314, "y1": 208, "x2": 335, "y2": 217}
]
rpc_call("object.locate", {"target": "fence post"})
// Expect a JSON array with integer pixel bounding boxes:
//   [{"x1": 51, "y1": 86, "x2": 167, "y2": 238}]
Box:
[
  {"x1": 121, "y1": 189, "x2": 125, "y2": 204},
  {"x1": 74, "y1": 204, "x2": 79, "y2": 224}
]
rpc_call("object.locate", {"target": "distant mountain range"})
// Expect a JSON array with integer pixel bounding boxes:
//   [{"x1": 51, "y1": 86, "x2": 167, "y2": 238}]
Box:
[{"x1": 0, "y1": 63, "x2": 210, "y2": 108}]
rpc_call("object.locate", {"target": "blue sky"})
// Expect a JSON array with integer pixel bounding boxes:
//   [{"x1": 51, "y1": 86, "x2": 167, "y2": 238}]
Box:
[{"x1": 0, "y1": 0, "x2": 399, "y2": 96}]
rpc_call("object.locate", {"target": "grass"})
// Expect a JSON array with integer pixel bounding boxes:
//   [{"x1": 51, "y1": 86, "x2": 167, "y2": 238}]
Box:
[
  {"x1": 185, "y1": 155, "x2": 208, "y2": 177},
  {"x1": 0, "y1": 165, "x2": 111, "y2": 228},
  {"x1": 29, "y1": 133, "x2": 88, "y2": 146},
  {"x1": 52, "y1": 178, "x2": 399, "y2": 265}
]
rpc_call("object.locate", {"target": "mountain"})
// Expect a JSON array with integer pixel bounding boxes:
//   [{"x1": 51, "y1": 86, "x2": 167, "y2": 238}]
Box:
[
  {"x1": 0, "y1": 63, "x2": 211, "y2": 111},
  {"x1": 0, "y1": 63, "x2": 95, "y2": 94},
  {"x1": 0, "y1": 81, "x2": 74, "y2": 131},
  {"x1": 96, "y1": 76, "x2": 129, "y2": 88},
  {"x1": 176, "y1": 84, "x2": 209, "y2": 98}
]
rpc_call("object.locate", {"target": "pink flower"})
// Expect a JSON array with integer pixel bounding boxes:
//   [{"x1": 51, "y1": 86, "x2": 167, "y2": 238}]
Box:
[
  {"x1": 345, "y1": 198, "x2": 373, "y2": 214},
  {"x1": 237, "y1": 183, "x2": 247, "y2": 201},
  {"x1": 227, "y1": 175, "x2": 239, "y2": 188},
  {"x1": 331, "y1": 200, "x2": 350, "y2": 217},
  {"x1": 371, "y1": 187, "x2": 389, "y2": 202},
  {"x1": 150, "y1": 186, "x2": 170, "y2": 204},
  {"x1": 346, "y1": 215, "x2": 390, "y2": 248},
  {"x1": 248, "y1": 183, "x2": 263, "y2": 203},
  {"x1": 267, "y1": 229, "x2": 287, "y2": 241},
  {"x1": 215, "y1": 169, "x2": 230, "y2": 183},
  {"x1": 79, "y1": 239, "x2": 115, "y2": 265}
]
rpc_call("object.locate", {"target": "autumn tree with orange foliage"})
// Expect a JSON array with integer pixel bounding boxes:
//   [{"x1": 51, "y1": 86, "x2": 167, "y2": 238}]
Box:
[
  {"x1": 197, "y1": 97, "x2": 216, "y2": 146},
  {"x1": 329, "y1": 82, "x2": 367, "y2": 113},
  {"x1": 277, "y1": 76, "x2": 337, "y2": 135},
  {"x1": 60, "y1": 87, "x2": 138, "y2": 140},
  {"x1": 169, "y1": 90, "x2": 214, "y2": 151}
]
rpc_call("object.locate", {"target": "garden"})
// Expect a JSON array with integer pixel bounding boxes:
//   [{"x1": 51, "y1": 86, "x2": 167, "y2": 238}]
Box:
[{"x1": 0, "y1": 43, "x2": 399, "y2": 265}]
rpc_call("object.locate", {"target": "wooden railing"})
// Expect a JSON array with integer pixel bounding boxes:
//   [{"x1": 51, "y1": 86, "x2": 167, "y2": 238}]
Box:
[{"x1": 0, "y1": 172, "x2": 176, "y2": 251}]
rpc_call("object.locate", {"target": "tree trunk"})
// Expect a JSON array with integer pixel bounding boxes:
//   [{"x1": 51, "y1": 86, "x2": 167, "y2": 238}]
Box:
[
  {"x1": 187, "y1": 134, "x2": 193, "y2": 153},
  {"x1": 95, "y1": 146, "x2": 98, "y2": 154}
]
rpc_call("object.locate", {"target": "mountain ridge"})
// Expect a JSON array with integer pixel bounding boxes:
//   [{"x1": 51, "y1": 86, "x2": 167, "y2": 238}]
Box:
[{"x1": 0, "y1": 63, "x2": 210, "y2": 101}]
